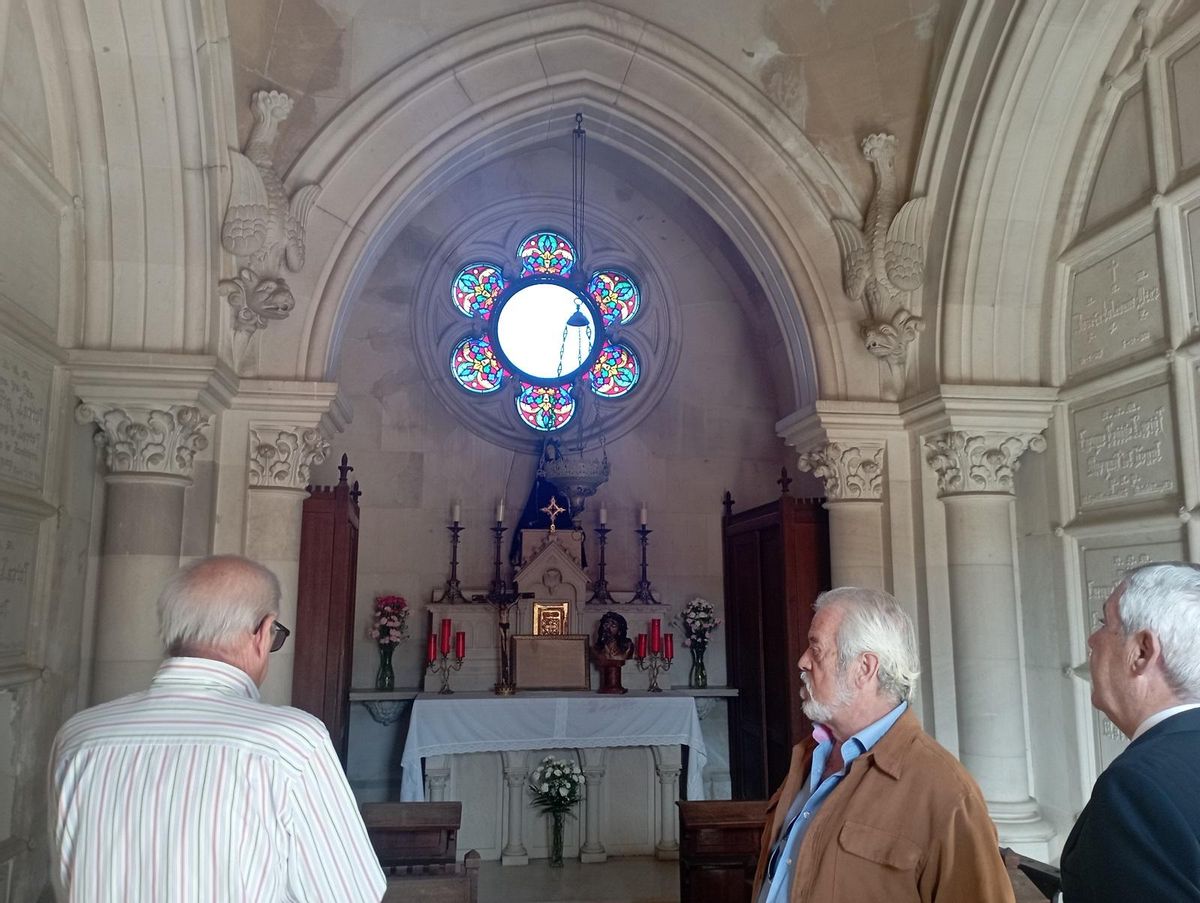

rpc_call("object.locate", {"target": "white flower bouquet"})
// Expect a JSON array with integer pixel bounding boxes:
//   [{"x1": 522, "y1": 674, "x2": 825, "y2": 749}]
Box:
[
  {"x1": 678, "y1": 596, "x2": 722, "y2": 648},
  {"x1": 528, "y1": 755, "x2": 584, "y2": 815}
]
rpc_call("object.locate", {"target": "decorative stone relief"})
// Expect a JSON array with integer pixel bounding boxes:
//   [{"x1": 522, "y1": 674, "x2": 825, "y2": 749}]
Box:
[
  {"x1": 796, "y1": 442, "x2": 885, "y2": 500},
  {"x1": 1072, "y1": 383, "x2": 1176, "y2": 511},
  {"x1": 924, "y1": 430, "x2": 1046, "y2": 496},
  {"x1": 0, "y1": 335, "x2": 51, "y2": 489},
  {"x1": 75, "y1": 404, "x2": 212, "y2": 477},
  {"x1": 0, "y1": 517, "x2": 36, "y2": 668},
  {"x1": 248, "y1": 427, "x2": 330, "y2": 489},
  {"x1": 831, "y1": 133, "x2": 927, "y2": 400},
  {"x1": 220, "y1": 90, "x2": 320, "y2": 349},
  {"x1": 1068, "y1": 232, "x2": 1164, "y2": 376}
]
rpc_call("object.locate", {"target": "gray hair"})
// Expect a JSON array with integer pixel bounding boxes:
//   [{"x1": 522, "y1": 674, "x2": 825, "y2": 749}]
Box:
[
  {"x1": 158, "y1": 555, "x2": 281, "y2": 655},
  {"x1": 1118, "y1": 562, "x2": 1200, "y2": 701},
  {"x1": 815, "y1": 587, "x2": 921, "y2": 704}
]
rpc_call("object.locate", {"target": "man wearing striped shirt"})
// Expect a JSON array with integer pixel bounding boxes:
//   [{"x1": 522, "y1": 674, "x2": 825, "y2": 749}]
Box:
[{"x1": 49, "y1": 555, "x2": 387, "y2": 902}]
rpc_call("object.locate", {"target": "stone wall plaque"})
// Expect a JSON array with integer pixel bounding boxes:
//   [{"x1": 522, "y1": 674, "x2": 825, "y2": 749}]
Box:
[
  {"x1": 1072, "y1": 382, "x2": 1177, "y2": 512},
  {"x1": 1068, "y1": 232, "x2": 1165, "y2": 377},
  {"x1": 1080, "y1": 533, "x2": 1184, "y2": 770},
  {"x1": 1169, "y1": 35, "x2": 1200, "y2": 174},
  {"x1": 0, "y1": 516, "x2": 37, "y2": 670},
  {"x1": 0, "y1": 335, "x2": 51, "y2": 490},
  {"x1": 1185, "y1": 205, "x2": 1200, "y2": 334}
]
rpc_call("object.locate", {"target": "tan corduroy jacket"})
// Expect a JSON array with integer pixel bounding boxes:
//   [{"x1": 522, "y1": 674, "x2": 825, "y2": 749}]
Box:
[{"x1": 750, "y1": 710, "x2": 1015, "y2": 903}]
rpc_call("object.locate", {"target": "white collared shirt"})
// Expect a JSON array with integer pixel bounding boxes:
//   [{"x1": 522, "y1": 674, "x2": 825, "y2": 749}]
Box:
[
  {"x1": 49, "y1": 657, "x2": 386, "y2": 902},
  {"x1": 1132, "y1": 703, "x2": 1200, "y2": 741}
]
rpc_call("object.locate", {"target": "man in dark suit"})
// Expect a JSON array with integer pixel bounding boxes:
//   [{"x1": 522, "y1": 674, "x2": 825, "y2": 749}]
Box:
[{"x1": 1060, "y1": 562, "x2": 1200, "y2": 901}]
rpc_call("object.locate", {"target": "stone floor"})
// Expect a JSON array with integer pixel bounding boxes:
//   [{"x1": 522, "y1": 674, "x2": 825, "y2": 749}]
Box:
[{"x1": 476, "y1": 856, "x2": 679, "y2": 903}]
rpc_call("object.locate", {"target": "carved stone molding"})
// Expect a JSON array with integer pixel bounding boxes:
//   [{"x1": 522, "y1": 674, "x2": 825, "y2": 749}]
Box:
[
  {"x1": 75, "y1": 404, "x2": 212, "y2": 477},
  {"x1": 220, "y1": 90, "x2": 320, "y2": 349},
  {"x1": 796, "y1": 442, "x2": 885, "y2": 500},
  {"x1": 924, "y1": 430, "x2": 1046, "y2": 496},
  {"x1": 248, "y1": 427, "x2": 330, "y2": 489},
  {"x1": 831, "y1": 132, "x2": 927, "y2": 400}
]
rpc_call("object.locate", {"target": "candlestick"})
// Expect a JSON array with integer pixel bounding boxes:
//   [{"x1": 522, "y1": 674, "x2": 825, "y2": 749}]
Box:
[
  {"x1": 442, "y1": 520, "x2": 467, "y2": 604},
  {"x1": 440, "y1": 618, "x2": 452, "y2": 655},
  {"x1": 585, "y1": 524, "x2": 617, "y2": 605},
  {"x1": 636, "y1": 640, "x2": 672, "y2": 692},
  {"x1": 455, "y1": 630, "x2": 466, "y2": 660},
  {"x1": 630, "y1": 525, "x2": 660, "y2": 604},
  {"x1": 427, "y1": 644, "x2": 465, "y2": 694},
  {"x1": 650, "y1": 618, "x2": 662, "y2": 653},
  {"x1": 664, "y1": 633, "x2": 674, "y2": 660}
]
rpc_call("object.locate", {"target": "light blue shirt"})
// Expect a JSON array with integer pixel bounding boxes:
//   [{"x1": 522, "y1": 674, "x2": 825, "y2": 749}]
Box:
[{"x1": 758, "y1": 701, "x2": 909, "y2": 903}]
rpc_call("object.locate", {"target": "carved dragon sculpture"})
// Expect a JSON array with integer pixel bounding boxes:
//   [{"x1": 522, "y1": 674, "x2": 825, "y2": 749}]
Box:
[
  {"x1": 831, "y1": 133, "x2": 927, "y2": 400},
  {"x1": 220, "y1": 90, "x2": 320, "y2": 351}
]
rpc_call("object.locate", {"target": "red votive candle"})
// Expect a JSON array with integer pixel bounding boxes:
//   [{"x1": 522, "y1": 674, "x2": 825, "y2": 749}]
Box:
[
  {"x1": 637, "y1": 633, "x2": 648, "y2": 659},
  {"x1": 427, "y1": 633, "x2": 437, "y2": 663},
  {"x1": 664, "y1": 633, "x2": 674, "y2": 661},
  {"x1": 650, "y1": 618, "x2": 661, "y2": 653},
  {"x1": 440, "y1": 618, "x2": 452, "y2": 655},
  {"x1": 455, "y1": 630, "x2": 466, "y2": 659}
]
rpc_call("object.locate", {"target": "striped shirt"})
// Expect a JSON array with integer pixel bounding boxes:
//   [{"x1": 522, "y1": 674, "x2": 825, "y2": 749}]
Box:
[{"x1": 49, "y1": 657, "x2": 386, "y2": 902}]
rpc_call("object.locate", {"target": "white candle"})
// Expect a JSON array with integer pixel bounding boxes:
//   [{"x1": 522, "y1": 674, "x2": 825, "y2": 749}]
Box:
[
  {"x1": 452, "y1": 501, "x2": 461, "y2": 523},
  {"x1": 639, "y1": 503, "x2": 648, "y2": 525},
  {"x1": 496, "y1": 498, "x2": 505, "y2": 522},
  {"x1": 599, "y1": 505, "x2": 607, "y2": 526}
]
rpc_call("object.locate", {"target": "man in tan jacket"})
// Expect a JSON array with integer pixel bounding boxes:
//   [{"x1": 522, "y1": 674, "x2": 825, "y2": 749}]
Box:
[{"x1": 751, "y1": 587, "x2": 1014, "y2": 903}]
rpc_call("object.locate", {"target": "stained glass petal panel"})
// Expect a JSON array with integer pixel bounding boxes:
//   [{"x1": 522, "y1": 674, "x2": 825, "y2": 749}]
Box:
[
  {"x1": 517, "y1": 231, "x2": 576, "y2": 277},
  {"x1": 586, "y1": 270, "x2": 640, "y2": 325},
  {"x1": 587, "y1": 341, "x2": 639, "y2": 398},
  {"x1": 515, "y1": 382, "x2": 575, "y2": 431},
  {"x1": 452, "y1": 263, "x2": 507, "y2": 319},
  {"x1": 450, "y1": 335, "x2": 505, "y2": 394}
]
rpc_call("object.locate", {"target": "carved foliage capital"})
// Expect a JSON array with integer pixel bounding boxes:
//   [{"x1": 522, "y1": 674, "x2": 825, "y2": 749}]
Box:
[
  {"x1": 924, "y1": 430, "x2": 1046, "y2": 496},
  {"x1": 248, "y1": 427, "x2": 330, "y2": 489},
  {"x1": 797, "y1": 442, "x2": 885, "y2": 500},
  {"x1": 76, "y1": 403, "x2": 212, "y2": 477}
]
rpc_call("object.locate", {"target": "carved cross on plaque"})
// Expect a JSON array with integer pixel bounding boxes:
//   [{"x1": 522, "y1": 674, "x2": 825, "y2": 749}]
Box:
[{"x1": 541, "y1": 496, "x2": 566, "y2": 533}]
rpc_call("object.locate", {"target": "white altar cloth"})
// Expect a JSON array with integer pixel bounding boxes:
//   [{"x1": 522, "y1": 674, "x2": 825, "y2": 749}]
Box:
[{"x1": 400, "y1": 694, "x2": 708, "y2": 802}]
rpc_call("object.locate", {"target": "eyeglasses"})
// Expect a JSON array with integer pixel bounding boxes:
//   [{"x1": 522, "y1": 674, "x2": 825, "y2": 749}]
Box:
[{"x1": 256, "y1": 616, "x2": 291, "y2": 653}]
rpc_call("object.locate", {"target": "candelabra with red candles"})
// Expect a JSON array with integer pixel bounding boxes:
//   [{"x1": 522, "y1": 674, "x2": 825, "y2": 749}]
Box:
[
  {"x1": 426, "y1": 616, "x2": 465, "y2": 694},
  {"x1": 635, "y1": 617, "x2": 674, "y2": 692}
]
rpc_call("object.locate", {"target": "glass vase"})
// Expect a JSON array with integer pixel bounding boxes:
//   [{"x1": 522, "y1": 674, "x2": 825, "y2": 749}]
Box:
[
  {"x1": 689, "y1": 642, "x2": 708, "y2": 689},
  {"x1": 375, "y1": 643, "x2": 396, "y2": 691},
  {"x1": 548, "y1": 810, "x2": 565, "y2": 867}
]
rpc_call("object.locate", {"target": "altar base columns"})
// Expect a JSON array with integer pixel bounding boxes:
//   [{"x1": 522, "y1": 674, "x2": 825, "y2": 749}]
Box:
[
  {"x1": 652, "y1": 746, "x2": 681, "y2": 859},
  {"x1": 579, "y1": 748, "x2": 608, "y2": 863},
  {"x1": 501, "y1": 751, "x2": 530, "y2": 865}
]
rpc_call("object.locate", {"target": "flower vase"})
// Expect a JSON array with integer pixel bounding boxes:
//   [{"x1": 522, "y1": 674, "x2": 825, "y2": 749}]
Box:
[
  {"x1": 548, "y1": 811, "x2": 565, "y2": 867},
  {"x1": 689, "y1": 643, "x2": 708, "y2": 689},
  {"x1": 375, "y1": 644, "x2": 396, "y2": 691}
]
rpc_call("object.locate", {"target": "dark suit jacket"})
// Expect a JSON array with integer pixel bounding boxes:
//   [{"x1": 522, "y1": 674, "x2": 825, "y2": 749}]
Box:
[{"x1": 1060, "y1": 707, "x2": 1200, "y2": 901}]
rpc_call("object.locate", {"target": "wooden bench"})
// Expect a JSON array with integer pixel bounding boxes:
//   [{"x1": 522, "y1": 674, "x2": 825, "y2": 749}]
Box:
[
  {"x1": 678, "y1": 801, "x2": 1061, "y2": 903},
  {"x1": 362, "y1": 802, "x2": 480, "y2": 903}
]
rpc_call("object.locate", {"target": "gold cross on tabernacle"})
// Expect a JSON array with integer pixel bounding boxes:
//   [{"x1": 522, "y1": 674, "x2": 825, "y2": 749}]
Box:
[{"x1": 541, "y1": 496, "x2": 566, "y2": 532}]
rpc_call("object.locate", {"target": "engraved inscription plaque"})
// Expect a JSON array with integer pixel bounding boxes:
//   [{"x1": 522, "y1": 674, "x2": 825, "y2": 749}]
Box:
[
  {"x1": 1081, "y1": 534, "x2": 1184, "y2": 770},
  {"x1": 0, "y1": 519, "x2": 37, "y2": 669},
  {"x1": 1069, "y1": 232, "x2": 1165, "y2": 376},
  {"x1": 0, "y1": 335, "x2": 52, "y2": 490},
  {"x1": 1073, "y1": 383, "x2": 1177, "y2": 511}
]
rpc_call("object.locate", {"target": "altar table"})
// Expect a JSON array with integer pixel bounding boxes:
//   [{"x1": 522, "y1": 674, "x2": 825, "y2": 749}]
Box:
[{"x1": 399, "y1": 693, "x2": 708, "y2": 863}]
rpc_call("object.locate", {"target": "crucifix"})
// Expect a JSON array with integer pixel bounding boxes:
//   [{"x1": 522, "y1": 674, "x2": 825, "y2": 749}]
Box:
[{"x1": 541, "y1": 495, "x2": 566, "y2": 533}]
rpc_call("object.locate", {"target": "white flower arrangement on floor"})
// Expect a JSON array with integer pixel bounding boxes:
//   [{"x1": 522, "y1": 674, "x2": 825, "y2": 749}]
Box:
[{"x1": 528, "y1": 755, "x2": 584, "y2": 814}]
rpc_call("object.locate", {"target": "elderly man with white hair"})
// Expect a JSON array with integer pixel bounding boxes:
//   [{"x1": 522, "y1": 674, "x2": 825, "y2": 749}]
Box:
[
  {"x1": 49, "y1": 555, "x2": 386, "y2": 903},
  {"x1": 1060, "y1": 562, "x2": 1200, "y2": 901},
  {"x1": 751, "y1": 586, "x2": 1014, "y2": 903}
]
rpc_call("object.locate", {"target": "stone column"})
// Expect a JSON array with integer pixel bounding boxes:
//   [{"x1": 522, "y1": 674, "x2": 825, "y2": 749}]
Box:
[
  {"x1": 579, "y1": 747, "x2": 608, "y2": 863},
  {"x1": 651, "y1": 745, "x2": 681, "y2": 859},
  {"x1": 924, "y1": 430, "x2": 1050, "y2": 845},
  {"x1": 501, "y1": 751, "x2": 530, "y2": 865},
  {"x1": 797, "y1": 441, "x2": 887, "y2": 589},
  {"x1": 76, "y1": 403, "x2": 212, "y2": 703},
  {"x1": 245, "y1": 426, "x2": 329, "y2": 705},
  {"x1": 424, "y1": 755, "x2": 451, "y2": 802}
]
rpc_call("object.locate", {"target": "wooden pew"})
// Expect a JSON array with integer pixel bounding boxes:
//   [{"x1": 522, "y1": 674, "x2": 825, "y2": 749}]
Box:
[
  {"x1": 678, "y1": 801, "x2": 1061, "y2": 903},
  {"x1": 361, "y1": 802, "x2": 480, "y2": 903}
]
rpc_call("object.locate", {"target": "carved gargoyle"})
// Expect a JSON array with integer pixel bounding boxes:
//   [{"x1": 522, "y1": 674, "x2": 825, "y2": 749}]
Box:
[
  {"x1": 831, "y1": 133, "x2": 927, "y2": 400},
  {"x1": 220, "y1": 90, "x2": 319, "y2": 345}
]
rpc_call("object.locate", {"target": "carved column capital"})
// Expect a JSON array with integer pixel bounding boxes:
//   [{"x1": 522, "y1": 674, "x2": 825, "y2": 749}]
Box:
[
  {"x1": 248, "y1": 427, "x2": 330, "y2": 489},
  {"x1": 797, "y1": 442, "x2": 885, "y2": 500},
  {"x1": 924, "y1": 430, "x2": 1046, "y2": 496},
  {"x1": 76, "y1": 403, "x2": 212, "y2": 478}
]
